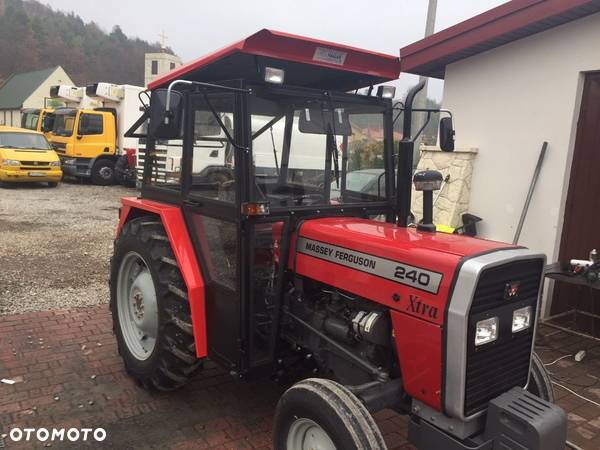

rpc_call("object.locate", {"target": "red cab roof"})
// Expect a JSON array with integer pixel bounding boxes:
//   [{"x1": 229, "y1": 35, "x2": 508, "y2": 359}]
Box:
[
  {"x1": 149, "y1": 29, "x2": 401, "y2": 91},
  {"x1": 400, "y1": 0, "x2": 600, "y2": 79}
]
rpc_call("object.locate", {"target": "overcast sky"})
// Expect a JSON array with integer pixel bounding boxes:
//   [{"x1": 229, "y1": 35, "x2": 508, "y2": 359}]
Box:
[{"x1": 42, "y1": 0, "x2": 507, "y2": 100}]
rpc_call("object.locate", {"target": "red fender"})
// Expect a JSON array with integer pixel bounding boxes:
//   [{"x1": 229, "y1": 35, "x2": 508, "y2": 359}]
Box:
[{"x1": 117, "y1": 197, "x2": 207, "y2": 358}]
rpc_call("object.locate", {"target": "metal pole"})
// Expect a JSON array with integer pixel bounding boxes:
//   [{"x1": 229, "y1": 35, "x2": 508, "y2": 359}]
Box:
[
  {"x1": 513, "y1": 141, "x2": 548, "y2": 244},
  {"x1": 412, "y1": 0, "x2": 438, "y2": 165}
]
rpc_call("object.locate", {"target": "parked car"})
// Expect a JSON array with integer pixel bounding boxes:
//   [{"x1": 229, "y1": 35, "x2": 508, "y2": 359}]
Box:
[
  {"x1": 0, "y1": 126, "x2": 62, "y2": 187},
  {"x1": 330, "y1": 168, "x2": 386, "y2": 199}
]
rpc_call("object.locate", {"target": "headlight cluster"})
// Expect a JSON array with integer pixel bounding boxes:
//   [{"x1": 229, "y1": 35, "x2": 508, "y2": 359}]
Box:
[
  {"x1": 1, "y1": 159, "x2": 20, "y2": 166},
  {"x1": 50, "y1": 161, "x2": 61, "y2": 167},
  {"x1": 475, "y1": 306, "x2": 532, "y2": 346}
]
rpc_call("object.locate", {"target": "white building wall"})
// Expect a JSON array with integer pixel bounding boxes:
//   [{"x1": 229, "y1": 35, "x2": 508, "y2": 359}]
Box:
[
  {"x1": 22, "y1": 66, "x2": 73, "y2": 110},
  {"x1": 145, "y1": 53, "x2": 182, "y2": 87},
  {"x1": 442, "y1": 13, "x2": 600, "y2": 266}
]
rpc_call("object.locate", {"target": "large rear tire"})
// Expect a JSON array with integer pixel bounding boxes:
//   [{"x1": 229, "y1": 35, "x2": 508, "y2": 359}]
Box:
[
  {"x1": 110, "y1": 217, "x2": 202, "y2": 390},
  {"x1": 274, "y1": 378, "x2": 387, "y2": 450}
]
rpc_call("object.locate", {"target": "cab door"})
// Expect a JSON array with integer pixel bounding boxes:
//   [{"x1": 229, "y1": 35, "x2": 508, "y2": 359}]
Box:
[
  {"x1": 181, "y1": 90, "x2": 244, "y2": 371},
  {"x1": 75, "y1": 112, "x2": 115, "y2": 158}
]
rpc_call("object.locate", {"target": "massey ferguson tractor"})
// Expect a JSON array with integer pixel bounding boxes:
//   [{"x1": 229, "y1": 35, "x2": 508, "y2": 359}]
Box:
[{"x1": 110, "y1": 29, "x2": 567, "y2": 449}]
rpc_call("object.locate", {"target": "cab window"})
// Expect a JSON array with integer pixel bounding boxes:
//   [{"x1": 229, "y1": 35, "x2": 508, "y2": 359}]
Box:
[{"x1": 78, "y1": 113, "x2": 104, "y2": 135}]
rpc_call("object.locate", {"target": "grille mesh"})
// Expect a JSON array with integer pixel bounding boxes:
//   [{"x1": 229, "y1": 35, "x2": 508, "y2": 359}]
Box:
[{"x1": 463, "y1": 258, "x2": 543, "y2": 417}]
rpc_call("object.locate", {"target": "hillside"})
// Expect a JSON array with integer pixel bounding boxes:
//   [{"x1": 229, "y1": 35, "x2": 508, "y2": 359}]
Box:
[{"x1": 0, "y1": 0, "x2": 172, "y2": 86}]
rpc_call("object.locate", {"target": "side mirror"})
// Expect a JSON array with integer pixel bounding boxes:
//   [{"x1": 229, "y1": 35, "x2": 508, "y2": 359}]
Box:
[
  {"x1": 439, "y1": 117, "x2": 455, "y2": 152},
  {"x1": 149, "y1": 89, "x2": 183, "y2": 139}
]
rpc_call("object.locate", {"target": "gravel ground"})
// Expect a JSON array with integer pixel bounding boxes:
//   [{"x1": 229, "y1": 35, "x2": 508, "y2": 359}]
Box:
[{"x1": 0, "y1": 180, "x2": 135, "y2": 315}]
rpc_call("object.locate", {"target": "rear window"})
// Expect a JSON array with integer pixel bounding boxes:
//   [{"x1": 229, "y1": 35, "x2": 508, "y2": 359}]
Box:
[{"x1": 0, "y1": 132, "x2": 51, "y2": 150}]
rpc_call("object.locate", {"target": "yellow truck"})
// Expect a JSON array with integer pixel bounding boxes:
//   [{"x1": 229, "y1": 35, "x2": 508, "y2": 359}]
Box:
[
  {"x1": 0, "y1": 126, "x2": 62, "y2": 187},
  {"x1": 20, "y1": 108, "x2": 55, "y2": 138},
  {"x1": 48, "y1": 83, "x2": 143, "y2": 185}
]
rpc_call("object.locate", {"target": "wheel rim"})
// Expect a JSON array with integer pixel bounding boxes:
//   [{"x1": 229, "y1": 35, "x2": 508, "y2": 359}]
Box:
[
  {"x1": 116, "y1": 252, "x2": 158, "y2": 361},
  {"x1": 287, "y1": 417, "x2": 336, "y2": 450},
  {"x1": 99, "y1": 166, "x2": 113, "y2": 180}
]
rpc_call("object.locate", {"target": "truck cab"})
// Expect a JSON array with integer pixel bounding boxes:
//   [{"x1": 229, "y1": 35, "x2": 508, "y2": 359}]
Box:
[
  {"x1": 20, "y1": 108, "x2": 55, "y2": 139},
  {"x1": 50, "y1": 108, "x2": 117, "y2": 184}
]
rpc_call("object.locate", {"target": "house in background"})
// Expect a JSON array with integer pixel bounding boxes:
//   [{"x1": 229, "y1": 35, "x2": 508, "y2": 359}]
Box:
[
  {"x1": 0, "y1": 66, "x2": 73, "y2": 127},
  {"x1": 401, "y1": 0, "x2": 600, "y2": 328}
]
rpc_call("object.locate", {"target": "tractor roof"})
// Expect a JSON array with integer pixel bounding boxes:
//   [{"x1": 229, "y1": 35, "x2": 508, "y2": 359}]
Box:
[{"x1": 149, "y1": 29, "x2": 401, "y2": 92}]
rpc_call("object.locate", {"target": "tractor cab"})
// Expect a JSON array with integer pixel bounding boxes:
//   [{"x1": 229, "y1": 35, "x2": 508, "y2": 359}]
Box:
[
  {"x1": 134, "y1": 29, "x2": 409, "y2": 372},
  {"x1": 114, "y1": 29, "x2": 566, "y2": 450}
]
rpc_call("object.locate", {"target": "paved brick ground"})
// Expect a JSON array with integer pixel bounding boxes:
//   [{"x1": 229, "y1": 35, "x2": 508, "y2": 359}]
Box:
[
  {"x1": 0, "y1": 306, "x2": 413, "y2": 449},
  {"x1": 1, "y1": 307, "x2": 599, "y2": 449}
]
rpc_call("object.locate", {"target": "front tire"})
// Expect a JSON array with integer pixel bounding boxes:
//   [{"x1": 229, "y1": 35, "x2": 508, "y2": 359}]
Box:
[
  {"x1": 527, "y1": 351, "x2": 555, "y2": 402},
  {"x1": 274, "y1": 378, "x2": 387, "y2": 450},
  {"x1": 91, "y1": 159, "x2": 115, "y2": 185},
  {"x1": 110, "y1": 217, "x2": 202, "y2": 390}
]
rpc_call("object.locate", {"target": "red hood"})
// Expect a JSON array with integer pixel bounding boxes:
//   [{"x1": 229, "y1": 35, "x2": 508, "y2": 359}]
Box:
[{"x1": 298, "y1": 217, "x2": 513, "y2": 259}]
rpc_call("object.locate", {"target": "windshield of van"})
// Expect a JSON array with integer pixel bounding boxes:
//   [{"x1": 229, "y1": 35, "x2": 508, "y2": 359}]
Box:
[
  {"x1": 0, "y1": 132, "x2": 51, "y2": 150},
  {"x1": 250, "y1": 90, "x2": 389, "y2": 208},
  {"x1": 53, "y1": 111, "x2": 76, "y2": 137},
  {"x1": 21, "y1": 110, "x2": 40, "y2": 130}
]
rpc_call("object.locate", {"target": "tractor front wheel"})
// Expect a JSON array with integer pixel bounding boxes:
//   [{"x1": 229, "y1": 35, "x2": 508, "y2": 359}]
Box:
[
  {"x1": 274, "y1": 378, "x2": 387, "y2": 450},
  {"x1": 110, "y1": 217, "x2": 202, "y2": 390}
]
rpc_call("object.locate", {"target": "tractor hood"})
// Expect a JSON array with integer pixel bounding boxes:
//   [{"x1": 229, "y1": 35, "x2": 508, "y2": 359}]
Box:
[{"x1": 292, "y1": 217, "x2": 515, "y2": 324}]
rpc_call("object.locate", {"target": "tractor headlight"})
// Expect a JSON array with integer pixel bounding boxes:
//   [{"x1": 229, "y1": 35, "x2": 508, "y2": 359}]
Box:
[
  {"x1": 1, "y1": 159, "x2": 20, "y2": 166},
  {"x1": 50, "y1": 161, "x2": 61, "y2": 167},
  {"x1": 475, "y1": 317, "x2": 498, "y2": 346},
  {"x1": 512, "y1": 306, "x2": 532, "y2": 333}
]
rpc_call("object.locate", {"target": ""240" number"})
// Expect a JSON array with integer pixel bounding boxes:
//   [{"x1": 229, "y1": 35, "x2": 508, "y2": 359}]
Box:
[{"x1": 394, "y1": 266, "x2": 431, "y2": 287}]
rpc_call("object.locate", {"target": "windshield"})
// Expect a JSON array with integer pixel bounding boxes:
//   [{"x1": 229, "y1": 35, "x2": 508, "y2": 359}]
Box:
[
  {"x1": 21, "y1": 111, "x2": 40, "y2": 130},
  {"x1": 0, "y1": 132, "x2": 51, "y2": 150},
  {"x1": 250, "y1": 90, "x2": 390, "y2": 208},
  {"x1": 53, "y1": 112, "x2": 76, "y2": 137}
]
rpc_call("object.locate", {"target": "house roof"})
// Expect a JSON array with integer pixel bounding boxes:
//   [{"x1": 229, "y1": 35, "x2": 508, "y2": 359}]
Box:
[
  {"x1": 400, "y1": 0, "x2": 600, "y2": 79},
  {"x1": 0, "y1": 67, "x2": 58, "y2": 110},
  {"x1": 149, "y1": 29, "x2": 401, "y2": 91}
]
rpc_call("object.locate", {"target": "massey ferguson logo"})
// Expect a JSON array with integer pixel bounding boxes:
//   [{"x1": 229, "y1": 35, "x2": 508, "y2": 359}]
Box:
[{"x1": 504, "y1": 281, "x2": 520, "y2": 299}]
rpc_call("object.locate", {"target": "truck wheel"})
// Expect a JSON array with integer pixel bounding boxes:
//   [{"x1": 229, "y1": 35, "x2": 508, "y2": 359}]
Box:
[
  {"x1": 110, "y1": 217, "x2": 203, "y2": 390},
  {"x1": 91, "y1": 159, "x2": 115, "y2": 185},
  {"x1": 527, "y1": 351, "x2": 555, "y2": 402},
  {"x1": 274, "y1": 378, "x2": 387, "y2": 450}
]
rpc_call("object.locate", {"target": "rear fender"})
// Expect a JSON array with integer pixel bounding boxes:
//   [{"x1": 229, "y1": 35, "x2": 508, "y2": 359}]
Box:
[{"x1": 117, "y1": 197, "x2": 207, "y2": 358}]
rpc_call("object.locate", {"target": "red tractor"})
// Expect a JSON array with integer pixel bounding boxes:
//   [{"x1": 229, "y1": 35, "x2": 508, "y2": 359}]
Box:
[{"x1": 111, "y1": 29, "x2": 566, "y2": 449}]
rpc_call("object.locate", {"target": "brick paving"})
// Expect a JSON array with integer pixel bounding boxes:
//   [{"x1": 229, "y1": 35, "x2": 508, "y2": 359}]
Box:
[
  {"x1": 1, "y1": 307, "x2": 599, "y2": 449},
  {"x1": 0, "y1": 306, "x2": 413, "y2": 449}
]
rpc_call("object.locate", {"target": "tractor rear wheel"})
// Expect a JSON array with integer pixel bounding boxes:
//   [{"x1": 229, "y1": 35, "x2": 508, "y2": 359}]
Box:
[
  {"x1": 274, "y1": 378, "x2": 387, "y2": 450},
  {"x1": 110, "y1": 216, "x2": 202, "y2": 390}
]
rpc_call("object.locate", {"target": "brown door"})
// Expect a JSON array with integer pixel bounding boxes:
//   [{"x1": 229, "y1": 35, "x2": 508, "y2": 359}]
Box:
[{"x1": 552, "y1": 72, "x2": 600, "y2": 334}]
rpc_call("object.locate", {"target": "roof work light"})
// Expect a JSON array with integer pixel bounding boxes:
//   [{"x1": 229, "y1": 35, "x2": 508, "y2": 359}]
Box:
[
  {"x1": 264, "y1": 67, "x2": 285, "y2": 84},
  {"x1": 377, "y1": 85, "x2": 396, "y2": 99}
]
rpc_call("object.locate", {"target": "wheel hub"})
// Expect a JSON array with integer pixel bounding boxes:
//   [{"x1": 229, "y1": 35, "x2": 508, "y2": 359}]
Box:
[
  {"x1": 99, "y1": 166, "x2": 113, "y2": 179},
  {"x1": 287, "y1": 417, "x2": 336, "y2": 450},
  {"x1": 116, "y1": 252, "x2": 159, "y2": 361}
]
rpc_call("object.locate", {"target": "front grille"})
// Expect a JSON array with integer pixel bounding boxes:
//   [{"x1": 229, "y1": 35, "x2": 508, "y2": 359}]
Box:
[
  {"x1": 464, "y1": 258, "x2": 543, "y2": 417},
  {"x1": 20, "y1": 161, "x2": 50, "y2": 166}
]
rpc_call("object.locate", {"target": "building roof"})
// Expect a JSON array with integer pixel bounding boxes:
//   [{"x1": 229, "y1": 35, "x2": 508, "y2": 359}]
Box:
[
  {"x1": 149, "y1": 29, "x2": 401, "y2": 91},
  {"x1": 0, "y1": 67, "x2": 58, "y2": 110},
  {"x1": 400, "y1": 0, "x2": 600, "y2": 79}
]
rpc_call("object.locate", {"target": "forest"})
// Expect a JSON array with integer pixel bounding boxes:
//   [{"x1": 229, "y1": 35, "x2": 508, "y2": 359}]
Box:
[{"x1": 0, "y1": 0, "x2": 170, "y2": 86}]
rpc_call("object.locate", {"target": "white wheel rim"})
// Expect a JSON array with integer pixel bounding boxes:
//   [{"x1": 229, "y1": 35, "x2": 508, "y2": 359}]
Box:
[
  {"x1": 116, "y1": 251, "x2": 158, "y2": 361},
  {"x1": 287, "y1": 417, "x2": 336, "y2": 450}
]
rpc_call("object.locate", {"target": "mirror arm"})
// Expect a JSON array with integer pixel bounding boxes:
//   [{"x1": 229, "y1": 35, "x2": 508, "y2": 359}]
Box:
[
  {"x1": 165, "y1": 79, "x2": 251, "y2": 124},
  {"x1": 199, "y1": 90, "x2": 248, "y2": 152}
]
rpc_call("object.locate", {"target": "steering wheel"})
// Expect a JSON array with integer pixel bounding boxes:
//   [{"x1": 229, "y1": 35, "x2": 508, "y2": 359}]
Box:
[{"x1": 295, "y1": 194, "x2": 324, "y2": 205}]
